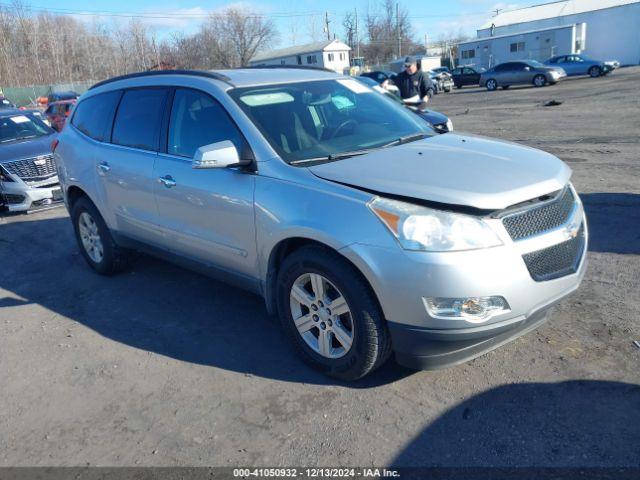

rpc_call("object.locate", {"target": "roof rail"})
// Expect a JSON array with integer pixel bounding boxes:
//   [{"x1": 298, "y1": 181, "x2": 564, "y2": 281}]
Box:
[
  {"x1": 89, "y1": 69, "x2": 233, "y2": 90},
  {"x1": 245, "y1": 65, "x2": 338, "y2": 74}
]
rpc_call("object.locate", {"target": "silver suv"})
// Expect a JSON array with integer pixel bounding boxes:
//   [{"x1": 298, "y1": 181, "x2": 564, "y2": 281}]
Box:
[{"x1": 54, "y1": 68, "x2": 587, "y2": 380}]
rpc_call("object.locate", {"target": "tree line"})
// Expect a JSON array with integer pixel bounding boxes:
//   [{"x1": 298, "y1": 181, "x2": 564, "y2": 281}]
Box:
[{"x1": 0, "y1": 0, "x2": 465, "y2": 88}]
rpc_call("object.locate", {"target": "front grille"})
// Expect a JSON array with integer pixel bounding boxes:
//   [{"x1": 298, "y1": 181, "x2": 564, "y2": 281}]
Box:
[
  {"x1": 523, "y1": 225, "x2": 585, "y2": 281},
  {"x1": 2, "y1": 154, "x2": 57, "y2": 182},
  {"x1": 502, "y1": 187, "x2": 576, "y2": 241}
]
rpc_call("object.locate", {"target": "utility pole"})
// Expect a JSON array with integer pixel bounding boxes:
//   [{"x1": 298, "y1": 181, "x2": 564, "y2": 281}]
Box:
[
  {"x1": 355, "y1": 8, "x2": 360, "y2": 58},
  {"x1": 324, "y1": 12, "x2": 331, "y2": 41},
  {"x1": 494, "y1": 8, "x2": 503, "y2": 16},
  {"x1": 424, "y1": 33, "x2": 428, "y2": 55},
  {"x1": 396, "y1": 2, "x2": 401, "y2": 58}
]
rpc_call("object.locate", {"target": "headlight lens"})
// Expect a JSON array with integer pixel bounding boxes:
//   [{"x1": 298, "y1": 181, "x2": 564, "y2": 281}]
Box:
[{"x1": 369, "y1": 197, "x2": 502, "y2": 251}]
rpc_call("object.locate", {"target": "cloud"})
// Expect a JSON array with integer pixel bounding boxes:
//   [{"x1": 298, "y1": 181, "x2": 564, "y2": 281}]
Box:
[{"x1": 428, "y1": 2, "x2": 522, "y2": 39}]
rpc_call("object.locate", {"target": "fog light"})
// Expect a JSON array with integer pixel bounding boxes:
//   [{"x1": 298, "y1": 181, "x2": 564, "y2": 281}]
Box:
[{"x1": 423, "y1": 296, "x2": 510, "y2": 323}]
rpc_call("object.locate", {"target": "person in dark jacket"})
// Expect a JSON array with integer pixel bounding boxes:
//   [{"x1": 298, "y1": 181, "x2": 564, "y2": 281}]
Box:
[{"x1": 391, "y1": 56, "x2": 432, "y2": 107}]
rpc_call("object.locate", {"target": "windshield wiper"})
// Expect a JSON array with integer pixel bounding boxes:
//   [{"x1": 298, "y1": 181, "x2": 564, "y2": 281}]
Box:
[
  {"x1": 290, "y1": 148, "x2": 375, "y2": 165},
  {"x1": 384, "y1": 132, "x2": 427, "y2": 147},
  {"x1": 289, "y1": 134, "x2": 427, "y2": 165},
  {"x1": 328, "y1": 148, "x2": 376, "y2": 161}
]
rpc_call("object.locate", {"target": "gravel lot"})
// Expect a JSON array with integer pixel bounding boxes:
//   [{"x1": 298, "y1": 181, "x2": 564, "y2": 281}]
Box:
[{"x1": 1, "y1": 68, "x2": 639, "y2": 469}]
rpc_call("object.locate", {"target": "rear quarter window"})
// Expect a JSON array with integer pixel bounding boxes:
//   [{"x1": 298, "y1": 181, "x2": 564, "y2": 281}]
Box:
[
  {"x1": 72, "y1": 91, "x2": 122, "y2": 142},
  {"x1": 112, "y1": 88, "x2": 169, "y2": 151}
]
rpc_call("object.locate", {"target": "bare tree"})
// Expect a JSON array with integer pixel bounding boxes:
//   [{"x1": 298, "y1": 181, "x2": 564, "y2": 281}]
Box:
[{"x1": 201, "y1": 8, "x2": 277, "y2": 68}]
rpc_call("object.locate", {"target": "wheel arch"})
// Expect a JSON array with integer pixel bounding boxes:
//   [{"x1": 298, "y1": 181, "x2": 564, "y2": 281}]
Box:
[{"x1": 263, "y1": 236, "x2": 382, "y2": 318}]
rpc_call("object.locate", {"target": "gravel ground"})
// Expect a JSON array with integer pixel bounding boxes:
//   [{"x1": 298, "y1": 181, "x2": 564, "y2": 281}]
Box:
[{"x1": 1, "y1": 68, "x2": 639, "y2": 469}]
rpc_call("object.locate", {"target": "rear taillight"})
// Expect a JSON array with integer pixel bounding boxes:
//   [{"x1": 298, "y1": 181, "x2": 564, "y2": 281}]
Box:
[{"x1": 51, "y1": 139, "x2": 59, "y2": 153}]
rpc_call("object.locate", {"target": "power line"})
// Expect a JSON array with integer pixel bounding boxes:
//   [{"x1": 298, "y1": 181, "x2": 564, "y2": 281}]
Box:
[{"x1": 0, "y1": 2, "x2": 504, "y2": 20}]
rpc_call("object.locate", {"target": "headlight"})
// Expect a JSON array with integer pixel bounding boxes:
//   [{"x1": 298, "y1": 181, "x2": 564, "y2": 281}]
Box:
[
  {"x1": 445, "y1": 119, "x2": 453, "y2": 132},
  {"x1": 369, "y1": 197, "x2": 502, "y2": 251}
]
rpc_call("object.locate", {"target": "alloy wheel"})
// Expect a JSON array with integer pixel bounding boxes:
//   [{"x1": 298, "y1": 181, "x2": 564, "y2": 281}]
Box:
[
  {"x1": 78, "y1": 212, "x2": 104, "y2": 263},
  {"x1": 289, "y1": 273, "x2": 354, "y2": 359}
]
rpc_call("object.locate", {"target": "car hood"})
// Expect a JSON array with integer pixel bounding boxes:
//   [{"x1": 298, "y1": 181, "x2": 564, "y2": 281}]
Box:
[
  {"x1": 308, "y1": 133, "x2": 571, "y2": 210},
  {"x1": 0, "y1": 133, "x2": 55, "y2": 164},
  {"x1": 416, "y1": 109, "x2": 449, "y2": 126}
]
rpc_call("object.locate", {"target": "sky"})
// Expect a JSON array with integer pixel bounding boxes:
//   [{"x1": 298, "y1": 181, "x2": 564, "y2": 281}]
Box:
[{"x1": 22, "y1": 0, "x2": 546, "y2": 47}]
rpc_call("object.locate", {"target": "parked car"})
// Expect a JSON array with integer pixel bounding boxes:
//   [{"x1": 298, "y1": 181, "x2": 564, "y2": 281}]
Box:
[
  {"x1": 480, "y1": 60, "x2": 566, "y2": 91},
  {"x1": 20, "y1": 108, "x2": 52, "y2": 127},
  {"x1": 47, "y1": 91, "x2": 79, "y2": 104},
  {"x1": 54, "y1": 68, "x2": 587, "y2": 380},
  {"x1": 0, "y1": 96, "x2": 16, "y2": 109},
  {"x1": 359, "y1": 71, "x2": 401, "y2": 96},
  {"x1": 355, "y1": 76, "x2": 453, "y2": 133},
  {"x1": 544, "y1": 54, "x2": 619, "y2": 77},
  {"x1": 451, "y1": 66, "x2": 483, "y2": 88},
  {"x1": 428, "y1": 70, "x2": 453, "y2": 93},
  {"x1": 360, "y1": 70, "x2": 397, "y2": 84},
  {"x1": 430, "y1": 67, "x2": 450, "y2": 75},
  {"x1": 44, "y1": 99, "x2": 76, "y2": 131},
  {"x1": 0, "y1": 109, "x2": 60, "y2": 212}
]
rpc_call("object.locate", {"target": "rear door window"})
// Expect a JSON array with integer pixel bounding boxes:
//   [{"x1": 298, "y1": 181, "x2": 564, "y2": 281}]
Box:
[
  {"x1": 112, "y1": 88, "x2": 169, "y2": 151},
  {"x1": 72, "y1": 91, "x2": 122, "y2": 142},
  {"x1": 167, "y1": 88, "x2": 245, "y2": 158}
]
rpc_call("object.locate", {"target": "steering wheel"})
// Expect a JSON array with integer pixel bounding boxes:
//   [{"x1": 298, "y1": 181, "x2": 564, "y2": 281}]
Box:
[{"x1": 331, "y1": 119, "x2": 358, "y2": 139}]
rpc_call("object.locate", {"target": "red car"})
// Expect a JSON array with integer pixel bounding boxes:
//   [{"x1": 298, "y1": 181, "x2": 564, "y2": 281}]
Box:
[{"x1": 44, "y1": 99, "x2": 76, "y2": 131}]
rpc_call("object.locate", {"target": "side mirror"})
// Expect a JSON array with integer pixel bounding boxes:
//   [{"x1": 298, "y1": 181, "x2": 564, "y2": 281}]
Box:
[{"x1": 193, "y1": 140, "x2": 248, "y2": 169}]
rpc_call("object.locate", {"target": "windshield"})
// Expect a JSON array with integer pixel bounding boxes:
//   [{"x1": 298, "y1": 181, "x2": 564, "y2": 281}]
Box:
[
  {"x1": 0, "y1": 114, "x2": 53, "y2": 143},
  {"x1": 527, "y1": 60, "x2": 545, "y2": 67},
  {"x1": 229, "y1": 78, "x2": 433, "y2": 164}
]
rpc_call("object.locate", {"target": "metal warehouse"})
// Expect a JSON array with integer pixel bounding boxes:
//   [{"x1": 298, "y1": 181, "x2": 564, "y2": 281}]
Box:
[{"x1": 457, "y1": 0, "x2": 640, "y2": 69}]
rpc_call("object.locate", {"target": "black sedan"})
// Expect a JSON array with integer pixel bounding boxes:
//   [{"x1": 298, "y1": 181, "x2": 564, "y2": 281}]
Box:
[{"x1": 451, "y1": 66, "x2": 483, "y2": 88}]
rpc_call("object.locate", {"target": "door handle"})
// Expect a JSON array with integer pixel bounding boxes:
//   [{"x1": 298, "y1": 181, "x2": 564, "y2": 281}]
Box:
[
  {"x1": 158, "y1": 175, "x2": 176, "y2": 188},
  {"x1": 97, "y1": 162, "x2": 110, "y2": 174}
]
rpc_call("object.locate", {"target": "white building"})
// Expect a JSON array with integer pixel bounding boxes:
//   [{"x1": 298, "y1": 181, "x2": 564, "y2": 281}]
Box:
[
  {"x1": 249, "y1": 40, "x2": 351, "y2": 73},
  {"x1": 457, "y1": 0, "x2": 640, "y2": 69},
  {"x1": 388, "y1": 55, "x2": 442, "y2": 73}
]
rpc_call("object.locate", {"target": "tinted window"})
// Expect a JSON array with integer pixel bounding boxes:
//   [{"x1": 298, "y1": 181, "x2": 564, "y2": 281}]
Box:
[
  {"x1": 494, "y1": 64, "x2": 509, "y2": 72},
  {"x1": 168, "y1": 88, "x2": 244, "y2": 158},
  {"x1": 463, "y1": 68, "x2": 475, "y2": 74},
  {"x1": 452, "y1": 68, "x2": 462, "y2": 75},
  {"x1": 72, "y1": 92, "x2": 120, "y2": 142},
  {"x1": 112, "y1": 88, "x2": 168, "y2": 151}
]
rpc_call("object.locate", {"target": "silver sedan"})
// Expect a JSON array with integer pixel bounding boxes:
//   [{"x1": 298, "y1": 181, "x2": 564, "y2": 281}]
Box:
[{"x1": 480, "y1": 60, "x2": 566, "y2": 90}]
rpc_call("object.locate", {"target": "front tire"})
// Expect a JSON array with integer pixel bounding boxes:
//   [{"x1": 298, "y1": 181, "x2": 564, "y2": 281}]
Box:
[
  {"x1": 276, "y1": 245, "x2": 392, "y2": 381},
  {"x1": 71, "y1": 196, "x2": 133, "y2": 275},
  {"x1": 533, "y1": 74, "x2": 547, "y2": 87},
  {"x1": 486, "y1": 79, "x2": 498, "y2": 91},
  {"x1": 589, "y1": 66, "x2": 601, "y2": 78}
]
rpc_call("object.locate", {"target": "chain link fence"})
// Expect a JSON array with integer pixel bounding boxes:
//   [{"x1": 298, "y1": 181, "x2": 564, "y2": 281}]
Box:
[{"x1": 1, "y1": 81, "x2": 95, "y2": 107}]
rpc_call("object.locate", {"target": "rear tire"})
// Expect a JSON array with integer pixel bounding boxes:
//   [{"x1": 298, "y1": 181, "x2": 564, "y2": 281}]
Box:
[
  {"x1": 276, "y1": 245, "x2": 392, "y2": 381},
  {"x1": 533, "y1": 74, "x2": 547, "y2": 87},
  {"x1": 71, "y1": 196, "x2": 133, "y2": 275},
  {"x1": 589, "y1": 66, "x2": 601, "y2": 78},
  {"x1": 486, "y1": 79, "x2": 498, "y2": 91}
]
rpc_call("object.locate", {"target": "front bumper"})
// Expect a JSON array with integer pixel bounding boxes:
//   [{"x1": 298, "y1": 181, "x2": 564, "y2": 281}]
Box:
[
  {"x1": 389, "y1": 306, "x2": 552, "y2": 369},
  {"x1": 339, "y1": 208, "x2": 587, "y2": 369},
  {"x1": 1, "y1": 177, "x2": 62, "y2": 212}
]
